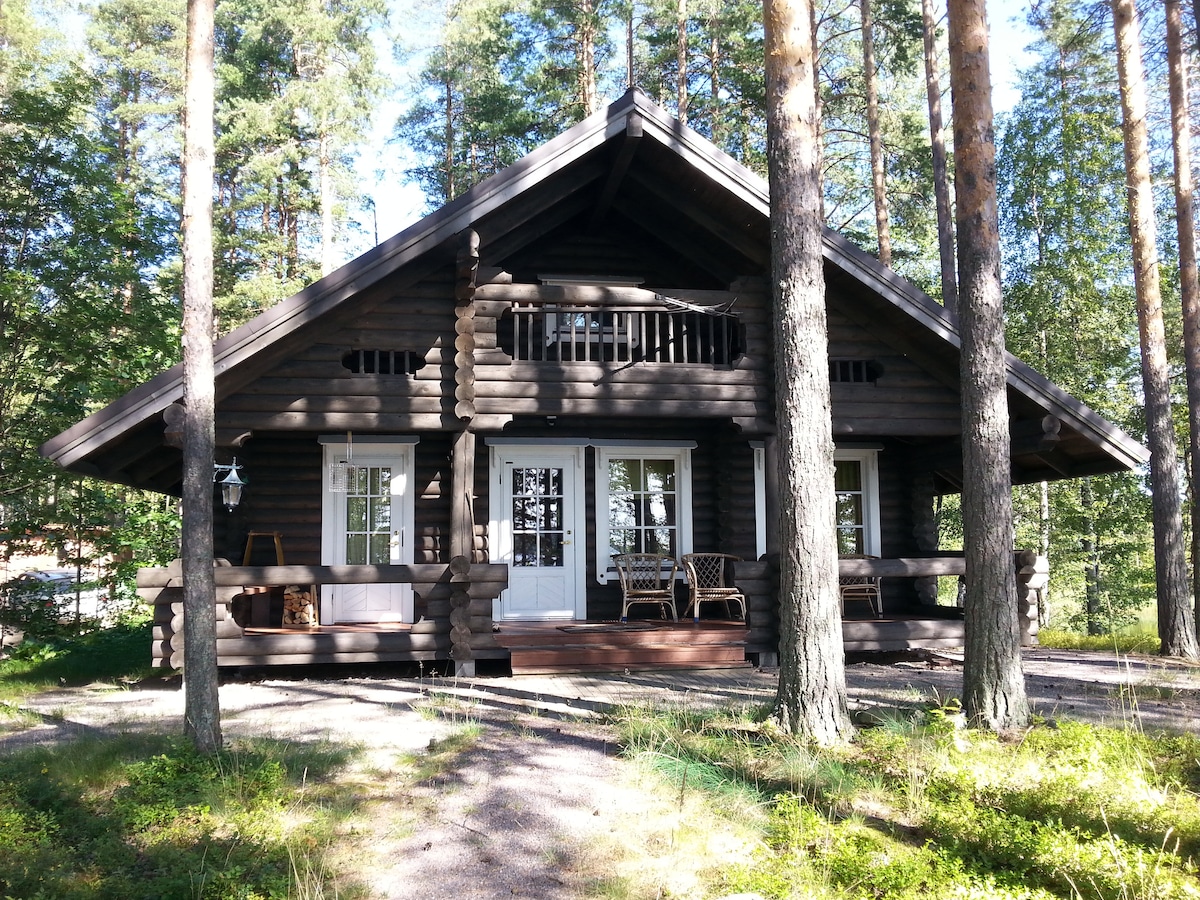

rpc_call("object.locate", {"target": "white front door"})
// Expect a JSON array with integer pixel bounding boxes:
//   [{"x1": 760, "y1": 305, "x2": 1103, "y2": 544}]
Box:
[
  {"x1": 321, "y1": 442, "x2": 415, "y2": 623},
  {"x1": 490, "y1": 446, "x2": 585, "y2": 620}
]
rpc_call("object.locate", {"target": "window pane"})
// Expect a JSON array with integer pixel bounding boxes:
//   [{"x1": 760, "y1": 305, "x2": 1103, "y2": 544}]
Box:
[
  {"x1": 837, "y1": 528, "x2": 863, "y2": 555},
  {"x1": 540, "y1": 534, "x2": 564, "y2": 567},
  {"x1": 544, "y1": 467, "x2": 562, "y2": 496},
  {"x1": 643, "y1": 459, "x2": 675, "y2": 492},
  {"x1": 370, "y1": 496, "x2": 391, "y2": 532},
  {"x1": 836, "y1": 494, "x2": 862, "y2": 528},
  {"x1": 345, "y1": 533, "x2": 367, "y2": 565},
  {"x1": 642, "y1": 495, "x2": 676, "y2": 527},
  {"x1": 608, "y1": 459, "x2": 639, "y2": 492},
  {"x1": 346, "y1": 497, "x2": 367, "y2": 532},
  {"x1": 513, "y1": 533, "x2": 537, "y2": 567},
  {"x1": 609, "y1": 529, "x2": 637, "y2": 556},
  {"x1": 834, "y1": 460, "x2": 862, "y2": 491},
  {"x1": 609, "y1": 495, "x2": 638, "y2": 528},
  {"x1": 646, "y1": 528, "x2": 675, "y2": 556},
  {"x1": 368, "y1": 533, "x2": 390, "y2": 564}
]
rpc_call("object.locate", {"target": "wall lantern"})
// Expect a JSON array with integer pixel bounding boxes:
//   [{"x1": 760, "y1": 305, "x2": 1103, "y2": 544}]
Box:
[{"x1": 214, "y1": 458, "x2": 246, "y2": 511}]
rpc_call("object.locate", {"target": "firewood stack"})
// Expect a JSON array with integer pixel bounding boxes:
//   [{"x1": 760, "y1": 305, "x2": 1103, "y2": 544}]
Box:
[{"x1": 282, "y1": 585, "x2": 317, "y2": 626}]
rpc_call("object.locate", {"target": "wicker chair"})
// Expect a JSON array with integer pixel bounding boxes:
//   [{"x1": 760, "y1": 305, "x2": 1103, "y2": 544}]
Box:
[
  {"x1": 838, "y1": 554, "x2": 883, "y2": 617},
  {"x1": 681, "y1": 553, "x2": 747, "y2": 623},
  {"x1": 613, "y1": 553, "x2": 679, "y2": 622}
]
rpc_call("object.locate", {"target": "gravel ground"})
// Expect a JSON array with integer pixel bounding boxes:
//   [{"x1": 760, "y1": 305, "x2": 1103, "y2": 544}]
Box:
[{"x1": 3, "y1": 648, "x2": 1199, "y2": 898}]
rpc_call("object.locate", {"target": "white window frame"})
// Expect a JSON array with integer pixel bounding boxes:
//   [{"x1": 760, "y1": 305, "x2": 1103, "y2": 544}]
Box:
[
  {"x1": 594, "y1": 444, "x2": 694, "y2": 585},
  {"x1": 750, "y1": 444, "x2": 881, "y2": 557},
  {"x1": 834, "y1": 447, "x2": 881, "y2": 556}
]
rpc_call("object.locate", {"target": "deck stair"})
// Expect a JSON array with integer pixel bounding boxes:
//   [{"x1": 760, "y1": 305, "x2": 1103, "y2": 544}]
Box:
[{"x1": 492, "y1": 621, "x2": 750, "y2": 675}]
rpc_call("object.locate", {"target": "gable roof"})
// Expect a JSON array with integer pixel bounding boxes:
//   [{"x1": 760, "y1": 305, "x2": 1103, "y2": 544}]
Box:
[{"x1": 41, "y1": 89, "x2": 1148, "y2": 484}]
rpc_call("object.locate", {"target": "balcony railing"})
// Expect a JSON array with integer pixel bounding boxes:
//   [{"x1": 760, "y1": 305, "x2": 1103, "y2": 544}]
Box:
[{"x1": 504, "y1": 304, "x2": 742, "y2": 366}]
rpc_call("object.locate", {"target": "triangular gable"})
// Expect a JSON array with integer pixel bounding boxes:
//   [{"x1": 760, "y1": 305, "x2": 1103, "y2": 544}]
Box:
[{"x1": 41, "y1": 89, "x2": 1148, "y2": 479}]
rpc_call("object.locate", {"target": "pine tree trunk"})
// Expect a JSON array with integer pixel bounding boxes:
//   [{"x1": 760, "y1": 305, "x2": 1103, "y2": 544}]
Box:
[
  {"x1": 922, "y1": 0, "x2": 957, "y2": 313},
  {"x1": 676, "y1": 0, "x2": 688, "y2": 124},
  {"x1": 1112, "y1": 0, "x2": 1199, "y2": 659},
  {"x1": 764, "y1": 0, "x2": 852, "y2": 745},
  {"x1": 861, "y1": 0, "x2": 890, "y2": 265},
  {"x1": 319, "y1": 127, "x2": 334, "y2": 277},
  {"x1": 181, "y1": 0, "x2": 222, "y2": 754},
  {"x1": 947, "y1": 0, "x2": 1030, "y2": 730},
  {"x1": 1165, "y1": 0, "x2": 1200, "y2": 641},
  {"x1": 578, "y1": 0, "x2": 599, "y2": 115}
]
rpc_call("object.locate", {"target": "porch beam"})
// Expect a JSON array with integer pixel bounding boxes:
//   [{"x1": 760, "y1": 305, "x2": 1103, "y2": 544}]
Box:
[
  {"x1": 838, "y1": 557, "x2": 965, "y2": 577},
  {"x1": 136, "y1": 563, "x2": 509, "y2": 589},
  {"x1": 588, "y1": 112, "x2": 642, "y2": 231}
]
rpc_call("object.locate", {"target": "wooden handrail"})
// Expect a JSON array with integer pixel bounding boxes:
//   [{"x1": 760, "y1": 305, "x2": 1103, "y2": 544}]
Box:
[{"x1": 135, "y1": 563, "x2": 509, "y2": 589}]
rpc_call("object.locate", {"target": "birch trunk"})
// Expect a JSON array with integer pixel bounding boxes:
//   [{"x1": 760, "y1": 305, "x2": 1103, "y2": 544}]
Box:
[
  {"x1": 1112, "y1": 0, "x2": 1199, "y2": 659},
  {"x1": 764, "y1": 0, "x2": 852, "y2": 745},
  {"x1": 947, "y1": 0, "x2": 1030, "y2": 729}
]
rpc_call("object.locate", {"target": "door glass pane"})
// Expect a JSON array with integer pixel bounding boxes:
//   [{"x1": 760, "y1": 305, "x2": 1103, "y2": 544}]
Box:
[
  {"x1": 346, "y1": 533, "x2": 367, "y2": 565},
  {"x1": 511, "y1": 466, "x2": 565, "y2": 568},
  {"x1": 345, "y1": 464, "x2": 395, "y2": 566}
]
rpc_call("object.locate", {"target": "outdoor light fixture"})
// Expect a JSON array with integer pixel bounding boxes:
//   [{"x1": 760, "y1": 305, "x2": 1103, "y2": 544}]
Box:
[{"x1": 214, "y1": 458, "x2": 246, "y2": 511}]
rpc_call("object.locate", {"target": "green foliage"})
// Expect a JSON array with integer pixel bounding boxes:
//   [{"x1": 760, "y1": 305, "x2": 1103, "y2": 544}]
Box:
[
  {"x1": 1037, "y1": 627, "x2": 1161, "y2": 655},
  {"x1": 0, "y1": 623, "x2": 157, "y2": 700},
  {"x1": 616, "y1": 703, "x2": 1200, "y2": 900},
  {"x1": 0, "y1": 734, "x2": 358, "y2": 900}
]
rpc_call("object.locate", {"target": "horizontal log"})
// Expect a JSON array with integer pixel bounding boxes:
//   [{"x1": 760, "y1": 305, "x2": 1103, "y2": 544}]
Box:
[
  {"x1": 837, "y1": 557, "x2": 966, "y2": 577},
  {"x1": 475, "y1": 397, "x2": 771, "y2": 417},
  {"x1": 137, "y1": 563, "x2": 509, "y2": 589},
  {"x1": 214, "y1": 631, "x2": 448, "y2": 655},
  {"x1": 474, "y1": 363, "x2": 767, "y2": 385},
  {"x1": 214, "y1": 650, "x2": 446, "y2": 667},
  {"x1": 474, "y1": 380, "x2": 766, "y2": 402},
  {"x1": 422, "y1": 597, "x2": 494, "y2": 618},
  {"x1": 475, "y1": 283, "x2": 746, "y2": 310}
]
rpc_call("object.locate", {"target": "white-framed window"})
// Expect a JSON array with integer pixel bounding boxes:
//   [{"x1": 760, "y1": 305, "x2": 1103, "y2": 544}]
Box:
[
  {"x1": 750, "y1": 444, "x2": 881, "y2": 557},
  {"x1": 594, "y1": 444, "x2": 694, "y2": 584},
  {"x1": 834, "y1": 448, "x2": 881, "y2": 556}
]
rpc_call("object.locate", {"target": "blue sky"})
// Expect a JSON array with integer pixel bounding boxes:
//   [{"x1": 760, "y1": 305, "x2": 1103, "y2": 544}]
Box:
[{"x1": 351, "y1": 0, "x2": 1039, "y2": 256}]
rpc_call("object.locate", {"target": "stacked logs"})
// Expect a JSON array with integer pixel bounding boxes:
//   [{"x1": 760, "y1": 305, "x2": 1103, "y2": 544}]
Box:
[
  {"x1": 282, "y1": 585, "x2": 317, "y2": 626},
  {"x1": 454, "y1": 230, "x2": 479, "y2": 421},
  {"x1": 448, "y1": 555, "x2": 473, "y2": 670}
]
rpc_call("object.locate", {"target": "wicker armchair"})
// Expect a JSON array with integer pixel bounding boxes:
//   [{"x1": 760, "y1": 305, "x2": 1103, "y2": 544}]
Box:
[
  {"x1": 838, "y1": 554, "x2": 883, "y2": 617},
  {"x1": 681, "y1": 553, "x2": 747, "y2": 623},
  {"x1": 613, "y1": 553, "x2": 679, "y2": 622}
]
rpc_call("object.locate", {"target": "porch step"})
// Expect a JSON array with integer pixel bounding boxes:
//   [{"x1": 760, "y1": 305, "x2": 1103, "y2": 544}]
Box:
[{"x1": 495, "y1": 621, "x2": 750, "y2": 675}]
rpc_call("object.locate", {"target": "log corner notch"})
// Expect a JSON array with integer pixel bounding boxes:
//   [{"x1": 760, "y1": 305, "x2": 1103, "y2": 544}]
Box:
[
  {"x1": 1015, "y1": 548, "x2": 1048, "y2": 646},
  {"x1": 447, "y1": 554, "x2": 475, "y2": 676},
  {"x1": 454, "y1": 229, "x2": 480, "y2": 423}
]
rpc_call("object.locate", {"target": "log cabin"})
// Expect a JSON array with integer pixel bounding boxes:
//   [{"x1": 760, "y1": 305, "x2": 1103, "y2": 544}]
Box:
[{"x1": 41, "y1": 90, "x2": 1149, "y2": 675}]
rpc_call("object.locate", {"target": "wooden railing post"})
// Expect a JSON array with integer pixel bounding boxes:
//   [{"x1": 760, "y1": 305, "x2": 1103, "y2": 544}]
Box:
[{"x1": 1014, "y1": 549, "x2": 1047, "y2": 646}]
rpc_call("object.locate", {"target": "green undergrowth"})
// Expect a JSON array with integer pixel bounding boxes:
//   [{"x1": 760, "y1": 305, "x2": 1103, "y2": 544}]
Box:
[
  {"x1": 1036, "y1": 627, "x2": 1162, "y2": 656},
  {"x1": 0, "y1": 732, "x2": 362, "y2": 900},
  {"x1": 0, "y1": 623, "x2": 160, "y2": 702},
  {"x1": 614, "y1": 703, "x2": 1200, "y2": 900}
]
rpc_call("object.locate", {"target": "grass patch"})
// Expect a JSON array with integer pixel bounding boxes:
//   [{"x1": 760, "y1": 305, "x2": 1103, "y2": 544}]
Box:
[
  {"x1": 614, "y1": 704, "x2": 1200, "y2": 899},
  {"x1": 0, "y1": 623, "x2": 160, "y2": 702},
  {"x1": 1037, "y1": 627, "x2": 1161, "y2": 656},
  {"x1": 0, "y1": 731, "x2": 362, "y2": 899}
]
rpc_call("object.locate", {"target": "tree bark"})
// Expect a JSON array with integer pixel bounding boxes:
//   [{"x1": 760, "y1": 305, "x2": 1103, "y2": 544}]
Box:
[
  {"x1": 764, "y1": 0, "x2": 852, "y2": 745},
  {"x1": 947, "y1": 0, "x2": 1031, "y2": 730},
  {"x1": 922, "y1": 0, "x2": 957, "y2": 313},
  {"x1": 1112, "y1": 0, "x2": 1199, "y2": 659},
  {"x1": 861, "y1": 0, "x2": 890, "y2": 265},
  {"x1": 577, "y1": 0, "x2": 599, "y2": 115},
  {"x1": 677, "y1": 0, "x2": 688, "y2": 124},
  {"x1": 1165, "y1": 0, "x2": 1200, "y2": 643},
  {"x1": 181, "y1": 0, "x2": 222, "y2": 753}
]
